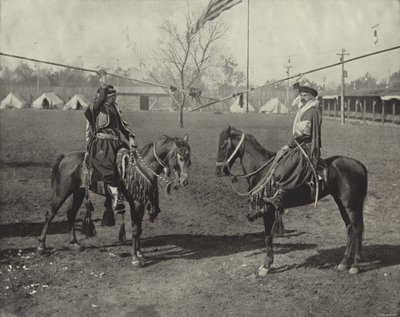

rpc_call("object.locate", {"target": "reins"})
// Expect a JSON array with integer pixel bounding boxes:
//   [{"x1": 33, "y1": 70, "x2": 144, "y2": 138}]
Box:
[
  {"x1": 153, "y1": 142, "x2": 170, "y2": 175},
  {"x1": 230, "y1": 150, "x2": 285, "y2": 197},
  {"x1": 220, "y1": 133, "x2": 299, "y2": 198},
  {"x1": 217, "y1": 132, "x2": 281, "y2": 197}
]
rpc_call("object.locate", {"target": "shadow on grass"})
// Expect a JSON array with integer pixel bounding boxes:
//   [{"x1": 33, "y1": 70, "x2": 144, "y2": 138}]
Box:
[
  {"x1": 0, "y1": 221, "x2": 70, "y2": 238},
  {"x1": 4, "y1": 221, "x2": 397, "y2": 273},
  {"x1": 0, "y1": 223, "x2": 315, "y2": 265},
  {"x1": 274, "y1": 244, "x2": 400, "y2": 273},
  {"x1": 0, "y1": 217, "x2": 107, "y2": 239}
]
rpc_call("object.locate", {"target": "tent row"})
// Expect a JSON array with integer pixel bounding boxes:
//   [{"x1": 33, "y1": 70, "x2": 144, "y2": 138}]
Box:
[
  {"x1": 0, "y1": 92, "x2": 90, "y2": 110},
  {"x1": 1, "y1": 92, "x2": 289, "y2": 114}
]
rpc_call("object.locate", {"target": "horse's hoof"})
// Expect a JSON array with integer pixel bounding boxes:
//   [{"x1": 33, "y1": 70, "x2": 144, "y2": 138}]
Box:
[
  {"x1": 69, "y1": 243, "x2": 83, "y2": 253},
  {"x1": 349, "y1": 266, "x2": 359, "y2": 274},
  {"x1": 119, "y1": 234, "x2": 127, "y2": 243},
  {"x1": 337, "y1": 263, "x2": 348, "y2": 271},
  {"x1": 258, "y1": 265, "x2": 270, "y2": 277},
  {"x1": 37, "y1": 245, "x2": 45, "y2": 255},
  {"x1": 132, "y1": 258, "x2": 142, "y2": 268}
]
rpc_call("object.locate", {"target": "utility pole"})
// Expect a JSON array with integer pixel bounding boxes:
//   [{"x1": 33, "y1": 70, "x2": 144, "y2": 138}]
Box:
[
  {"x1": 34, "y1": 42, "x2": 39, "y2": 96},
  {"x1": 284, "y1": 58, "x2": 292, "y2": 114},
  {"x1": 36, "y1": 62, "x2": 40, "y2": 96},
  {"x1": 246, "y1": 0, "x2": 250, "y2": 113},
  {"x1": 336, "y1": 48, "x2": 349, "y2": 124}
]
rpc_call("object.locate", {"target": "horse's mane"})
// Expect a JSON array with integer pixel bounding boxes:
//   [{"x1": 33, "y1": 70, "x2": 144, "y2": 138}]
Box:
[
  {"x1": 138, "y1": 135, "x2": 190, "y2": 157},
  {"x1": 245, "y1": 133, "x2": 276, "y2": 158},
  {"x1": 160, "y1": 135, "x2": 190, "y2": 150},
  {"x1": 230, "y1": 127, "x2": 275, "y2": 158}
]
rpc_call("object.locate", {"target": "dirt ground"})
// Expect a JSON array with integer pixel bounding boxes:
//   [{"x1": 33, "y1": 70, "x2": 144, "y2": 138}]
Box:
[{"x1": 1, "y1": 110, "x2": 399, "y2": 317}]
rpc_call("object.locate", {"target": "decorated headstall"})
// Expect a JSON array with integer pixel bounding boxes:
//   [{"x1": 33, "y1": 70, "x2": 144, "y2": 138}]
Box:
[{"x1": 216, "y1": 132, "x2": 245, "y2": 174}]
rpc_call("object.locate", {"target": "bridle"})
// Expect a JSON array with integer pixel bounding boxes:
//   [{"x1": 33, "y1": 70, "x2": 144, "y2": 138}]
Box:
[
  {"x1": 129, "y1": 142, "x2": 183, "y2": 189},
  {"x1": 215, "y1": 133, "x2": 245, "y2": 173},
  {"x1": 216, "y1": 132, "x2": 279, "y2": 197}
]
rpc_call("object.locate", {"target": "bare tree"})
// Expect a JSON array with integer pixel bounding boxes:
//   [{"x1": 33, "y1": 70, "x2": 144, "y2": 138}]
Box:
[{"x1": 140, "y1": 12, "x2": 227, "y2": 128}]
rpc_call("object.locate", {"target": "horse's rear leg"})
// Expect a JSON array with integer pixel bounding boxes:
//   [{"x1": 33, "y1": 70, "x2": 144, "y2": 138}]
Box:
[
  {"x1": 66, "y1": 189, "x2": 85, "y2": 251},
  {"x1": 37, "y1": 195, "x2": 68, "y2": 254},
  {"x1": 334, "y1": 197, "x2": 364, "y2": 274},
  {"x1": 348, "y1": 207, "x2": 364, "y2": 274},
  {"x1": 334, "y1": 197, "x2": 353, "y2": 271}
]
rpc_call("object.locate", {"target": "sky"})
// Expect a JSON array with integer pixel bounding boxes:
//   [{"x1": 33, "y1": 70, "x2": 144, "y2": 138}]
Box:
[{"x1": 0, "y1": 0, "x2": 399, "y2": 87}]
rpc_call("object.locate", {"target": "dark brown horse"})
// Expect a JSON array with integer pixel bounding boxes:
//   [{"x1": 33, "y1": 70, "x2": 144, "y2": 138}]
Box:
[
  {"x1": 215, "y1": 127, "x2": 367, "y2": 275},
  {"x1": 38, "y1": 134, "x2": 191, "y2": 267}
]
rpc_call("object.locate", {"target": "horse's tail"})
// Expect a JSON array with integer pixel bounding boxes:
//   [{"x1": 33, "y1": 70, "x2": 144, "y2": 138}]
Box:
[{"x1": 51, "y1": 154, "x2": 65, "y2": 187}]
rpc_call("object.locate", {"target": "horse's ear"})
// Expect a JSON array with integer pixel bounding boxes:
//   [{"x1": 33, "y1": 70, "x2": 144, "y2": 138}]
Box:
[
  {"x1": 183, "y1": 133, "x2": 189, "y2": 143},
  {"x1": 227, "y1": 125, "x2": 231, "y2": 135}
]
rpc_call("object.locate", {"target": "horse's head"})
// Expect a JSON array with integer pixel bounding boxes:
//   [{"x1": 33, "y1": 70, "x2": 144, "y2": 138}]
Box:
[
  {"x1": 162, "y1": 134, "x2": 191, "y2": 188},
  {"x1": 215, "y1": 126, "x2": 244, "y2": 177}
]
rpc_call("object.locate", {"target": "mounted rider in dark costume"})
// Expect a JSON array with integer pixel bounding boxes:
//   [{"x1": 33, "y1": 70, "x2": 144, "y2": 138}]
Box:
[
  {"x1": 264, "y1": 84, "x2": 326, "y2": 210},
  {"x1": 84, "y1": 83, "x2": 137, "y2": 214}
]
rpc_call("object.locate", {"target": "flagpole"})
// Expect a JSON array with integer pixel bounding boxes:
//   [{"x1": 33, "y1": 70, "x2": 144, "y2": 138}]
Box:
[{"x1": 246, "y1": 0, "x2": 250, "y2": 113}]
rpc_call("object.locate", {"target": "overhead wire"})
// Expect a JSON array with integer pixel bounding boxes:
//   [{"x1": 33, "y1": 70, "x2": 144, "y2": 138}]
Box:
[
  {"x1": 0, "y1": 51, "x2": 210, "y2": 100},
  {"x1": 190, "y1": 44, "x2": 400, "y2": 112}
]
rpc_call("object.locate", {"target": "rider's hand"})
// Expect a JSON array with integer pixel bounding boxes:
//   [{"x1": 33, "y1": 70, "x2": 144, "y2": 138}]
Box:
[
  {"x1": 280, "y1": 144, "x2": 289, "y2": 152},
  {"x1": 129, "y1": 136, "x2": 137, "y2": 149},
  {"x1": 104, "y1": 85, "x2": 116, "y2": 95}
]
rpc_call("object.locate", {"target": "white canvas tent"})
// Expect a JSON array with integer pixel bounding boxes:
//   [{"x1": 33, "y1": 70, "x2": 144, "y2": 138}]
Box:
[
  {"x1": 32, "y1": 92, "x2": 64, "y2": 109},
  {"x1": 0, "y1": 92, "x2": 27, "y2": 109},
  {"x1": 230, "y1": 97, "x2": 255, "y2": 113},
  {"x1": 259, "y1": 98, "x2": 288, "y2": 114},
  {"x1": 64, "y1": 94, "x2": 90, "y2": 110}
]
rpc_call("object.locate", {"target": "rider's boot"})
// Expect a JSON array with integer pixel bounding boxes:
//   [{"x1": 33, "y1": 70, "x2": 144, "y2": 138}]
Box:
[{"x1": 108, "y1": 185, "x2": 126, "y2": 214}]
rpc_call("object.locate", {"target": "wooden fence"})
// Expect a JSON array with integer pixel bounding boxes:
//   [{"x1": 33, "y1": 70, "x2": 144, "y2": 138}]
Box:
[{"x1": 321, "y1": 96, "x2": 400, "y2": 126}]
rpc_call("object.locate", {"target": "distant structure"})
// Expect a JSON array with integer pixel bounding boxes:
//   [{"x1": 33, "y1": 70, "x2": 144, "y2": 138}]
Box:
[{"x1": 117, "y1": 85, "x2": 170, "y2": 111}]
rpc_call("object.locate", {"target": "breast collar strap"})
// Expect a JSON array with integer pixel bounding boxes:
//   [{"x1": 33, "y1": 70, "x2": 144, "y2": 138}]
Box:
[{"x1": 153, "y1": 143, "x2": 169, "y2": 175}]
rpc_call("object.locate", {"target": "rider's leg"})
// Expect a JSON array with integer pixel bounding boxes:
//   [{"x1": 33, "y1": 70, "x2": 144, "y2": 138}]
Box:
[{"x1": 108, "y1": 185, "x2": 125, "y2": 214}]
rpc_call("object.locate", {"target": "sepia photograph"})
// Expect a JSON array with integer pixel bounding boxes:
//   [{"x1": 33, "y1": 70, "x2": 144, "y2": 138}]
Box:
[{"x1": 0, "y1": 0, "x2": 399, "y2": 316}]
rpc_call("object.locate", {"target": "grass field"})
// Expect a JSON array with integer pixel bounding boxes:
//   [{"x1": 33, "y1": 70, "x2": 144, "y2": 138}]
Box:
[{"x1": 0, "y1": 109, "x2": 399, "y2": 317}]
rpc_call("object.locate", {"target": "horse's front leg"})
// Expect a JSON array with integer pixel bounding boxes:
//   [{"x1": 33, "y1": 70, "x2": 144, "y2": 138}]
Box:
[
  {"x1": 258, "y1": 208, "x2": 276, "y2": 277},
  {"x1": 130, "y1": 200, "x2": 145, "y2": 267}
]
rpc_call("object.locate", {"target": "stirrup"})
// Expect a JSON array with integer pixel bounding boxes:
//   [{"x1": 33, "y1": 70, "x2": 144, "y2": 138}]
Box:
[
  {"x1": 262, "y1": 197, "x2": 279, "y2": 210},
  {"x1": 114, "y1": 199, "x2": 126, "y2": 214}
]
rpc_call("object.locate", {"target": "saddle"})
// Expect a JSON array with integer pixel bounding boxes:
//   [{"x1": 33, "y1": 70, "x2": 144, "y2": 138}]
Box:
[
  {"x1": 82, "y1": 148, "x2": 129, "y2": 197},
  {"x1": 309, "y1": 158, "x2": 328, "y2": 193}
]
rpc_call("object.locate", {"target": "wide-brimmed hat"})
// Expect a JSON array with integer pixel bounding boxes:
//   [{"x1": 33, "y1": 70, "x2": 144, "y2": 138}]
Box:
[{"x1": 299, "y1": 85, "x2": 318, "y2": 97}]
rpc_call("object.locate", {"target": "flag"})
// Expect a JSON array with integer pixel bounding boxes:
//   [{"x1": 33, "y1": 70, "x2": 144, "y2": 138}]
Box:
[
  {"x1": 191, "y1": 0, "x2": 242, "y2": 34},
  {"x1": 371, "y1": 23, "x2": 379, "y2": 45},
  {"x1": 372, "y1": 29, "x2": 378, "y2": 45}
]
